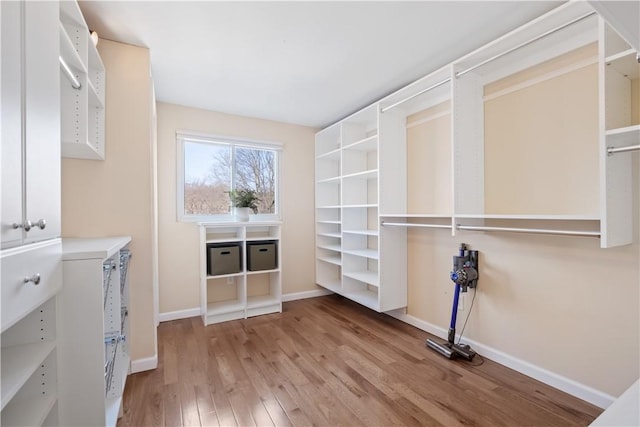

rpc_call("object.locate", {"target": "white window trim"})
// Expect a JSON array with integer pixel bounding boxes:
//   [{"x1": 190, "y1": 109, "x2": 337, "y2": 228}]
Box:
[{"x1": 176, "y1": 131, "x2": 282, "y2": 223}]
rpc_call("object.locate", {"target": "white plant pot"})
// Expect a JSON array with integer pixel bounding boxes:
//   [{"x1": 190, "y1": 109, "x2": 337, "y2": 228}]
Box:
[{"x1": 234, "y1": 207, "x2": 252, "y2": 222}]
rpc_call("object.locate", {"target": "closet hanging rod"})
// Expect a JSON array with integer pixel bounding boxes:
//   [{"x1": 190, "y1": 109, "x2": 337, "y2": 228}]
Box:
[
  {"x1": 381, "y1": 221, "x2": 452, "y2": 229},
  {"x1": 455, "y1": 11, "x2": 596, "y2": 78},
  {"x1": 59, "y1": 56, "x2": 81, "y2": 90},
  {"x1": 607, "y1": 144, "x2": 640, "y2": 155},
  {"x1": 380, "y1": 78, "x2": 451, "y2": 113},
  {"x1": 381, "y1": 10, "x2": 596, "y2": 113},
  {"x1": 456, "y1": 224, "x2": 600, "y2": 237}
]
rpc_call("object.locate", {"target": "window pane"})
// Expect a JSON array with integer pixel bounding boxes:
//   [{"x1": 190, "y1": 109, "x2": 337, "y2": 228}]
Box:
[
  {"x1": 184, "y1": 141, "x2": 231, "y2": 215},
  {"x1": 234, "y1": 147, "x2": 276, "y2": 214}
]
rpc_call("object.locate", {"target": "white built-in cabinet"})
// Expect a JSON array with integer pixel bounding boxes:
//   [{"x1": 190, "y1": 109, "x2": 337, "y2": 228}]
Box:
[
  {"x1": 1, "y1": 1, "x2": 63, "y2": 426},
  {"x1": 57, "y1": 237, "x2": 132, "y2": 427},
  {"x1": 59, "y1": 0, "x2": 106, "y2": 160},
  {"x1": 1, "y1": 0, "x2": 61, "y2": 249},
  {"x1": 200, "y1": 223, "x2": 282, "y2": 325},
  {"x1": 316, "y1": 2, "x2": 639, "y2": 311}
]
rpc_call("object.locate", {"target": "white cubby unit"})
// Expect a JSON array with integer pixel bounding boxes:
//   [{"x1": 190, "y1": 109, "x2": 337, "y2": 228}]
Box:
[
  {"x1": 200, "y1": 223, "x2": 282, "y2": 325},
  {"x1": 59, "y1": 0, "x2": 106, "y2": 160},
  {"x1": 57, "y1": 237, "x2": 132, "y2": 427},
  {"x1": 315, "y1": 104, "x2": 408, "y2": 312},
  {"x1": 1, "y1": 240, "x2": 63, "y2": 427}
]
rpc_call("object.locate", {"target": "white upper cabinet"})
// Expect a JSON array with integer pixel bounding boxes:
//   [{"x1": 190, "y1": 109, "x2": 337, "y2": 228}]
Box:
[{"x1": 1, "y1": 1, "x2": 61, "y2": 249}]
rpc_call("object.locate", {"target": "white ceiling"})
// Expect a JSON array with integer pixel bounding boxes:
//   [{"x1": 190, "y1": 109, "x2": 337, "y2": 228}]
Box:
[{"x1": 78, "y1": 1, "x2": 563, "y2": 129}]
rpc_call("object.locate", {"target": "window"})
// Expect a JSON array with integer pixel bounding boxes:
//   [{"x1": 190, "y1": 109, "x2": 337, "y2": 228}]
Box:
[{"x1": 177, "y1": 132, "x2": 280, "y2": 221}]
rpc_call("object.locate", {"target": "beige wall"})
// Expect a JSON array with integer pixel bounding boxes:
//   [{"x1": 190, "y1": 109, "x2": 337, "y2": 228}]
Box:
[
  {"x1": 156, "y1": 102, "x2": 318, "y2": 315},
  {"x1": 405, "y1": 48, "x2": 639, "y2": 397},
  {"x1": 62, "y1": 40, "x2": 156, "y2": 363}
]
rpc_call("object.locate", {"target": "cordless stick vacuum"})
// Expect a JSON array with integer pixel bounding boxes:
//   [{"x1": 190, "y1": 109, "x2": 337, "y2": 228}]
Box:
[{"x1": 426, "y1": 243, "x2": 479, "y2": 361}]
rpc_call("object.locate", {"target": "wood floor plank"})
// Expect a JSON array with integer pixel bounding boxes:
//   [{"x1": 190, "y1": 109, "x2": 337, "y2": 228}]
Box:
[{"x1": 117, "y1": 295, "x2": 602, "y2": 427}]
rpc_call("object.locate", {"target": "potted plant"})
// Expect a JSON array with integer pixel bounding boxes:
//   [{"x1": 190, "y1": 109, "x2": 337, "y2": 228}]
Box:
[{"x1": 228, "y1": 189, "x2": 260, "y2": 222}]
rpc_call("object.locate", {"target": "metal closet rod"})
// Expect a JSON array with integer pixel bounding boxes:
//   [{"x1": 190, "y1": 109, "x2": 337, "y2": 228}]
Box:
[
  {"x1": 381, "y1": 10, "x2": 596, "y2": 113},
  {"x1": 608, "y1": 145, "x2": 640, "y2": 155},
  {"x1": 381, "y1": 221, "x2": 452, "y2": 229},
  {"x1": 59, "y1": 56, "x2": 81, "y2": 90},
  {"x1": 456, "y1": 224, "x2": 600, "y2": 237}
]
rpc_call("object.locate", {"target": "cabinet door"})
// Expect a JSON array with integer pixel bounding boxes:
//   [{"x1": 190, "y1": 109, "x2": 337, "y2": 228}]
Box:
[
  {"x1": 23, "y1": 1, "x2": 61, "y2": 243},
  {"x1": 1, "y1": 1, "x2": 24, "y2": 247}
]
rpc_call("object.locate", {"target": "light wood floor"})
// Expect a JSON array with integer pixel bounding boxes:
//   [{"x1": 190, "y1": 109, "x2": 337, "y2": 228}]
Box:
[{"x1": 117, "y1": 295, "x2": 601, "y2": 426}]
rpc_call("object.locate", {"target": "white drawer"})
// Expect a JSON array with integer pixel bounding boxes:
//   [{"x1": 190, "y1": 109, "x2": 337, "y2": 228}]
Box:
[{"x1": 1, "y1": 239, "x2": 62, "y2": 332}]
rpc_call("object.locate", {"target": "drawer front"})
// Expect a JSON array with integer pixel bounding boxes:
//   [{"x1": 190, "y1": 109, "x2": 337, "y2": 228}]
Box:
[{"x1": 1, "y1": 240, "x2": 62, "y2": 332}]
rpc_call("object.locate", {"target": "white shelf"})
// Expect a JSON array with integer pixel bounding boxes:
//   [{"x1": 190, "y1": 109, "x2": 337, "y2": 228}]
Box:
[
  {"x1": 343, "y1": 229, "x2": 378, "y2": 236},
  {"x1": 342, "y1": 134, "x2": 377, "y2": 151},
  {"x1": 317, "y1": 205, "x2": 342, "y2": 209},
  {"x1": 207, "y1": 300, "x2": 244, "y2": 316},
  {"x1": 606, "y1": 125, "x2": 640, "y2": 145},
  {"x1": 317, "y1": 255, "x2": 341, "y2": 265},
  {"x1": 317, "y1": 279, "x2": 342, "y2": 293},
  {"x1": 317, "y1": 176, "x2": 341, "y2": 184},
  {"x1": 341, "y1": 169, "x2": 378, "y2": 180},
  {"x1": 0, "y1": 394, "x2": 57, "y2": 427},
  {"x1": 247, "y1": 295, "x2": 280, "y2": 309},
  {"x1": 206, "y1": 238, "x2": 243, "y2": 244},
  {"x1": 317, "y1": 220, "x2": 341, "y2": 225},
  {"x1": 317, "y1": 232, "x2": 341, "y2": 238},
  {"x1": 1, "y1": 341, "x2": 56, "y2": 410},
  {"x1": 605, "y1": 48, "x2": 640, "y2": 79},
  {"x1": 454, "y1": 214, "x2": 600, "y2": 220},
  {"x1": 344, "y1": 288, "x2": 378, "y2": 310},
  {"x1": 246, "y1": 268, "x2": 279, "y2": 275},
  {"x1": 317, "y1": 244, "x2": 341, "y2": 252},
  {"x1": 342, "y1": 248, "x2": 379, "y2": 259},
  {"x1": 316, "y1": 148, "x2": 341, "y2": 160},
  {"x1": 343, "y1": 271, "x2": 379, "y2": 287},
  {"x1": 206, "y1": 272, "x2": 244, "y2": 280},
  {"x1": 342, "y1": 204, "x2": 378, "y2": 209}
]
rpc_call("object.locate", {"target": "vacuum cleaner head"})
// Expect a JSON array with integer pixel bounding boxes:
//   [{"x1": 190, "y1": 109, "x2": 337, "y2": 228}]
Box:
[
  {"x1": 426, "y1": 338, "x2": 477, "y2": 361},
  {"x1": 426, "y1": 338, "x2": 455, "y2": 359}
]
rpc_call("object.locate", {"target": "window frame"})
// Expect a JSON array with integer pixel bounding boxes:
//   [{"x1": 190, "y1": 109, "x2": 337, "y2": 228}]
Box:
[{"x1": 176, "y1": 131, "x2": 282, "y2": 223}]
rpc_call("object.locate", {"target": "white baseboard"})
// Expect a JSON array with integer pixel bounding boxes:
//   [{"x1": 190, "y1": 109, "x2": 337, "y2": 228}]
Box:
[
  {"x1": 282, "y1": 288, "x2": 333, "y2": 302},
  {"x1": 386, "y1": 310, "x2": 615, "y2": 409},
  {"x1": 131, "y1": 354, "x2": 158, "y2": 373},
  {"x1": 158, "y1": 307, "x2": 201, "y2": 323}
]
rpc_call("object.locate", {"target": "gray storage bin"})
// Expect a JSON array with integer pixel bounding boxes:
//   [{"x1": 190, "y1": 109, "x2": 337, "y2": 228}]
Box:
[
  {"x1": 247, "y1": 241, "x2": 277, "y2": 271},
  {"x1": 207, "y1": 243, "x2": 242, "y2": 275}
]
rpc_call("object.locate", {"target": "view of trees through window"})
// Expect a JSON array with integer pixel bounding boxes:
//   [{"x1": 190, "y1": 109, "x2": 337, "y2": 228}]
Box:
[{"x1": 183, "y1": 140, "x2": 277, "y2": 216}]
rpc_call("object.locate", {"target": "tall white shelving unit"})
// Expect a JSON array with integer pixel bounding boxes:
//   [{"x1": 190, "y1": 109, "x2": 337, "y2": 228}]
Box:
[
  {"x1": 57, "y1": 237, "x2": 132, "y2": 427},
  {"x1": 315, "y1": 105, "x2": 407, "y2": 312},
  {"x1": 200, "y1": 222, "x2": 282, "y2": 325},
  {"x1": 315, "y1": 1, "x2": 638, "y2": 311}
]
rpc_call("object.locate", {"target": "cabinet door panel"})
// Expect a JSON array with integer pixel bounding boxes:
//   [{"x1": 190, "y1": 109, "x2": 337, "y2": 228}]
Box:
[
  {"x1": 1, "y1": 1, "x2": 24, "y2": 248},
  {"x1": 23, "y1": 1, "x2": 61, "y2": 243}
]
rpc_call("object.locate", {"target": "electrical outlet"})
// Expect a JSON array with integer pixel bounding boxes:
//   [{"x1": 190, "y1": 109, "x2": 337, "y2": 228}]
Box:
[
  {"x1": 227, "y1": 277, "x2": 234, "y2": 284},
  {"x1": 458, "y1": 294, "x2": 465, "y2": 311}
]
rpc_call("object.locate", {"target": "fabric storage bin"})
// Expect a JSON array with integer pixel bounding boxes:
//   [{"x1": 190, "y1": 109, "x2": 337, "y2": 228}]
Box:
[
  {"x1": 247, "y1": 241, "x2": 277, "y2": 271},
  {"x1": 207, "y1": 243, "x2": 242, "y2": 275}
]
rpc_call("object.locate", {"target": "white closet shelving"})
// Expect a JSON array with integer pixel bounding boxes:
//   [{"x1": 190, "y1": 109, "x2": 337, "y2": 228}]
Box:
[
  {"x1": 200, "y1": 223, "x2": 282, "y2": 325},
  {"x1": 59, "y1": 0, "x2": 106, "y2": 160},
  {"x1": 316, "y1": 1, "x2": 638, "y2": 311},
  {"x1": 599, "y1": 20, "x2": 640, "y2": 247},
  {"x1": 57, "y1": 237, "x2": 132, "y2": 427},
  {"x1": 315, "y1": 104, "x2": 407, "y2": 312}
]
